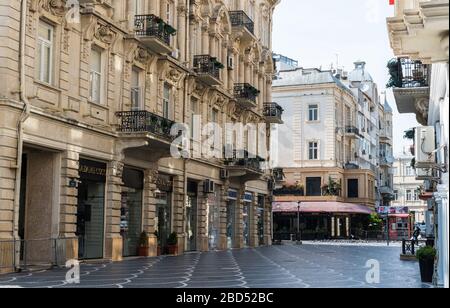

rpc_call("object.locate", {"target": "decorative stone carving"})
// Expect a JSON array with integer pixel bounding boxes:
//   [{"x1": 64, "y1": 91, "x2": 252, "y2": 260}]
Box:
[
  {"x1": 135, "y1": 47, "x2": 150, "y2": 64},
  {"x1": 94, "y1": 24, "x2": 115, "y2": 44},
  {"x1": 111, "y1": 161, "x2": 124, "y2": 178}
]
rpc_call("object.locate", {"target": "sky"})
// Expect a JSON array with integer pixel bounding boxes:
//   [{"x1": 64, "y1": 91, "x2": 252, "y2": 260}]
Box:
[{"x1": 272, "y1": 0, "x2": 418, "y2": 156}]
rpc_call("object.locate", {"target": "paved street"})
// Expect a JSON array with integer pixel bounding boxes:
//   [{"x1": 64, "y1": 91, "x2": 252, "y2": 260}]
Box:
[{"x1": 0, "y1": 243, "x2": 428, "y2": 288}]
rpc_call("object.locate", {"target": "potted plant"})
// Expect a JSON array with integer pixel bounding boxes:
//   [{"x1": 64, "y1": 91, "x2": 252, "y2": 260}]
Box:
[
  {"x1": 416, "y1": 246, "x2": 436, "y2": 283},
  {"x1": 167, "y1": 232, "x2": 178, "y2": 255},
  {"x1": 154, "y1": 230, "x2": 161, "y2": 256},
  {"x1": 138, "y1": 231, "x2": 149, "y2": 257}
]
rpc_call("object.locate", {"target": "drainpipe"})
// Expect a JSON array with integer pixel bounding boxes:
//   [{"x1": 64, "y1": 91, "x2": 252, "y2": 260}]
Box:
[{"x1": 13, "y1": 0, "x2": 32, "y2": 270}]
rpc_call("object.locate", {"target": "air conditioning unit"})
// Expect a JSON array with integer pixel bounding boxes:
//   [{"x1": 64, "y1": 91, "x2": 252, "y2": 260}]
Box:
[
  {"x1": 203, "y1": 180, "x2": 215, "y2": 194},
  {"x1": 227, "y1": 54, "x2": 234, "y2": 70},
  {"x1": 220, "y1": 169, "x2": 229, "y2": 180},
  {"x1": 415, "y1": 126, "x2": 436, "y2": 168}
]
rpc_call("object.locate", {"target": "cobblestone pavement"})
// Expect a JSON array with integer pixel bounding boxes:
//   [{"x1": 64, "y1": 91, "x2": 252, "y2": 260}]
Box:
[{"x1": 0, "y1": 244, "x2": 429, "y2": 288}]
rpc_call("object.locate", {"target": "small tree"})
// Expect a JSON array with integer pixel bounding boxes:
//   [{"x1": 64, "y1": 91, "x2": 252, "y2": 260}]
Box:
[{"x1": 367, "y1": 213, "x2": 383, "y2": 231}]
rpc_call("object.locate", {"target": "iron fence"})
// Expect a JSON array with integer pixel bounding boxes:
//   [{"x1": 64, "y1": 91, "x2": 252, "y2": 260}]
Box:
[
  {"x1": 234, "y1": 83, "x2": 259, "y2": 104},
  {"x1": 193, "y1": 55, "x2": 221, "y2": 80},
  {"x1": 134, "y1": 14, "x2": 174, "y2": 46},
  {"x1": 263, "y1": 102, "x2": 284, "y2": 118},
  {"x1": 402, "y1": 239, "x2": 428, "y2": 256},
  {"x1": 116, "y1": 111, "x2": 177, "y2": 140},
  {"x1": 229, "y1": 11, "x2": 254, "y2": 34}
]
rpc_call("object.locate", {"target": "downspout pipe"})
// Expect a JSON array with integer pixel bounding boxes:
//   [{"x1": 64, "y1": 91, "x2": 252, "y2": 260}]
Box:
[{"x1": 13, "y1": 0, "x2": 32, "y2": 270}]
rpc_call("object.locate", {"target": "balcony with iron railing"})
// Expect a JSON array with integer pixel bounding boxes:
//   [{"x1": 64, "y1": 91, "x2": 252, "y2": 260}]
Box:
[
  {"x1": 134, "y1": 14, "x2": 176, "y2": 54},
  {"x1": 229, "y1": 11, "x2": 255, "y2": 41},
  {"x1": 345, "y1": 126, "x2": 361, "y2": 139},
  {"x1": 263, "y1": 103, "x2": 284, "y2": 124},
  {"x1": 193, "y1": 55, "x2": 223, "y2": 86},
  {"x1": 224, "y1": 149, "x2": 265, "y2": 181},
  {"x1": 116, "y1": 111, "x2": 177, "y2": 141},
  {"x1": 234, "y1": 83, "x2": 259, "y2": 109},
  {"x1": 387, "y1": 58, "x2": 430, "y2": 124}
]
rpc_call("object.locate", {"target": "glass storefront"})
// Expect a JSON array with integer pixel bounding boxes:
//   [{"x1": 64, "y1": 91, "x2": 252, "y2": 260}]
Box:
[
  {"x1": 121, "y1": 168, "x2": 143, "y2": 257},
  {"x1": 186, "y1": 181, "x2": 198, "y2": 252},
  {"x1": 77, "y1": 159, "x2": 106, "y2": 260},
  {"x1": 155, "y1": 174, "x2": 173, "y2": 252},
  {"x1": 208, "y1": 186, "x2": 221, "y2": 251},
  {"x1": 226, "y1": 189, "x2": 238, "y2": 249},
  {"x1": 257, "y1": 195, "x2": 265, "y2": 246},
  {"x1": 243, "y1": 192, "x2": 253, "y2": 247}
]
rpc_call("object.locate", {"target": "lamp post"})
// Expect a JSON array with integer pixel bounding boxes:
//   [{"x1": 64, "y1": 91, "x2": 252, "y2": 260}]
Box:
[{"x1": 297, "y1": 201, "x2": 302, "y2": 245}]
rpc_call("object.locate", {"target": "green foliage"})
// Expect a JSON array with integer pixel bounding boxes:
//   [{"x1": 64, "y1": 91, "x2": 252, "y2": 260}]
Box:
[
  {"x1": 368, "y1": 213, "x2": 383, "y2": 231},
  {"x1": 386, "y1": 58, "x2": 403, "y2": 88},
  {"x1": 416, "y1": 246, "x2": 436, "y2": 261},
  {"x1": 167, "y1": 232, "x2": 178, "y2": 246},
  {"x1": 404, "y1": 129, "x2": 415, "y2": 140},
  {"x1": 139, "y1": 231, "x2": 149, "y2": 247}
]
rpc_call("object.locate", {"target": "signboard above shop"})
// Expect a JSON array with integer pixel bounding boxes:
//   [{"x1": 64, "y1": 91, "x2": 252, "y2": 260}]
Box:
[{"x1": 377, "y1": 206, "x2": 409, "y2": 215}]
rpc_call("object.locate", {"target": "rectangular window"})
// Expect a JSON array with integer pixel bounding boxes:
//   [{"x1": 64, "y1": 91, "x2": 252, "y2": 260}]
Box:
[
  {"x1": 37, "y1": 21, "x2": 54, "y2": 84},
  {"x1": 190, "y1": 97, "x2": 198, "y2": 139},
  {"x1": 394, "y1": 190, "x2": 399, "y2": 201},
  {"x1": 163, "y1": 83, "x2": 171, "y2": 119},
  {"x1": 308, "y1": 104, "x2": 319, "y2": 121},
  {"x1": 89, "y1": 47, "x2": 102, "y2": 103},
  {"x1": 406, "y1": 190, "x2": 412, "y2": 201},
  {"x1": 131, "y1": 68, "x2": 142, "y2": 110},
  {"x1": 308, "y1": 142, "x2": 318, "y2": 160},
  {"x1": 306, "y1": 177, "x2": 322, "y2": 196},
  {"x1": 348, "y1": 179, "x2": 359, "y2": 198}
]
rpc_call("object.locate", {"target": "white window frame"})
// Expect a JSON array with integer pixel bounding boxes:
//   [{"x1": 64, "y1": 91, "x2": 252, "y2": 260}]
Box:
[
  {"x1": 308, "y1": 141, "x2": 319, "y2": 160},
  {"x1": 89, "y1": 47, "x2": 103, "y2": 104},
  {"x1": 308, "y1": 104, "x2": 319, "y2": 122},
  {"x1": 37, "y1": 20, "x2": 54, "y2": 84},
  {"x1": 131, "y1": 67, "x2": 143, "y2": 111}
]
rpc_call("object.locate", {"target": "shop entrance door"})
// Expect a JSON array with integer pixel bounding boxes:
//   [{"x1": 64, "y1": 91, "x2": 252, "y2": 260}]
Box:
[
  {"x1": 257, "y1": 195, "x2": 265, "y2": 246},
  {"x1": 121, "y1": 168, "x2": 143, "y2": 257},
  {"x1": 226, "y1": 201, "x2": 236, "y2": 249},
  {"x1": 208, "y1": 188, "x2": 220, "y2": 250},
  {"x1": 186, "y1": 182, "x2": 198, "y2": 251},
  {"x1": 77, "y1": 160, "x2": 106, "y2": 260},
  {"x1": 243, "y1": 203, "x2": 250, "y2": 247},
  {"x1": 155, "y1": 192, "x2": 171, "y2": 252}
]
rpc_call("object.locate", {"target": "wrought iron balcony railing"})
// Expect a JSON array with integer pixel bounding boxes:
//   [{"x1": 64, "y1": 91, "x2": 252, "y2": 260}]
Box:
[
  {"x1": 229, "y1": 11, "x2": 254, "y2": 34},
  {"x1": 263, "y1": 103, "x2": 284, "y2": 118},
  {"x1": 116, "y1": 111, "x2": 177, "y2": 141},
  {"x1": 193, "y1": 55, "x2": 223, "y2": 80},
  {"x1": 234, "y1": 83, "x2": 260, "y2": 104},
  {"x1": 345, "y1": 126, "x2": 360, "y2": 135},
  {"x1": 134, "y1": 14, "x2": 176, "y2": 46},
  {"x1": 224, "y1": 150, "x2": 265, "y2": 173},
  {"x1": 387, "y1": 57, "x2": 430, "y2": 89}
]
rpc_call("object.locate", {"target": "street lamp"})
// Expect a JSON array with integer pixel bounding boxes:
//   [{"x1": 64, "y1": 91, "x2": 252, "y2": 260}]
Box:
[{"x1": 297, "y1": 201, "x2": 302, "y2": 245}]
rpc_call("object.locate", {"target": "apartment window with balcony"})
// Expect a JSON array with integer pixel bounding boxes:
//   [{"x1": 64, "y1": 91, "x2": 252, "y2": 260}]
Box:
[
  {"x1": 405, "y1": 165, "x2": 414, "y2": 176},
  {"x1": 308, "y1": 141, "x2": 319, "y2": 160},
  {"x1": 306, "y1": 177, "x2": 322, "y2": 197},
  {"x1": 406, "y1": 190, "x2": 413, "y2": 201},
  {"x1": 37, "y1": 21, "x2": 54, "y2": 84},
  {"x1": 131, "y1": 67, "x2": 142, "y2": 110},
  {"x1": 163, "y1": 83, "x2": 171, "y2": 119},
  {"x1": 348, "y1": 179, "x2": 359, "y2": 198},
  {"x1": 308, "y1": 104, "x2": 319, "y2": 122},
  {"x1": 89, "y1": 47, "x2": 103, "y2": 104}
]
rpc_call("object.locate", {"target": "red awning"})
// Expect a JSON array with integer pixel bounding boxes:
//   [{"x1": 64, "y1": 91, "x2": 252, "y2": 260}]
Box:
[
  {"x1": 388, "y1": 214, "x2": 410, "y2": 219},
  {"x1": 272, "y1": 202, "x2": 373, "y2": 215}
]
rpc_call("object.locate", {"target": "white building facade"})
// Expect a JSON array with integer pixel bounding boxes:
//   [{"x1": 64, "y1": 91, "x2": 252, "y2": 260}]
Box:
[{"x1": 387, "y1": 0, "x2": 449, "y2": 287}]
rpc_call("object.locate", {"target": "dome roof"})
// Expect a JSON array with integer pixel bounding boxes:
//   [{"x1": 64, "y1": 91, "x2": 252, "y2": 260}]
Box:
[{"x1": 348, "y1": 60, "x2": 373, "y2": 83}]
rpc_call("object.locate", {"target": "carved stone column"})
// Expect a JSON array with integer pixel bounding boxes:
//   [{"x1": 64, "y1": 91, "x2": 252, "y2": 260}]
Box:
[{"x1": 143, "y1": 166, "x2": 158, "y2": 257}]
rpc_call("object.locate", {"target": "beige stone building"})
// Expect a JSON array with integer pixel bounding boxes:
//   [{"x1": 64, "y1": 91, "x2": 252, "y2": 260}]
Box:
[
  {"x1": 0, "y1": 0, "x2": 280, "y2": 272},
  {"x1": 271, "y1": 59, "x2": 393, "y2": 239}
]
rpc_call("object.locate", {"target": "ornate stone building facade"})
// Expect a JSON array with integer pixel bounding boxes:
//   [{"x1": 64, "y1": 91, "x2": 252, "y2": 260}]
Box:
[{"x1": 0, "y1": 0, "x2": 280, "y2": 272}]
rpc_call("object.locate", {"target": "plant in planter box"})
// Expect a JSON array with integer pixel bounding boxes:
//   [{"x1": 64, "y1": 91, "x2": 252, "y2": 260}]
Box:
[
  {"x1": 138, "y1": 231, "x2": 150, "y2": 257},
  {"x1": 154, "y1": 230, "x2": 161, "y2": 256},
  {"x1": 416, "y1": 246, "x2": 436, "y2": 283},
  {"x1": 167, "y1": 232, "x2": 178, "y2": 255}
]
